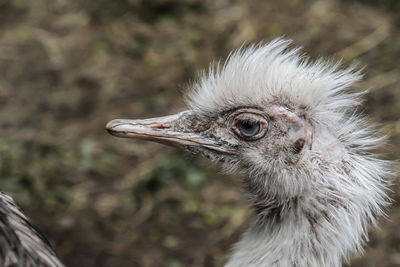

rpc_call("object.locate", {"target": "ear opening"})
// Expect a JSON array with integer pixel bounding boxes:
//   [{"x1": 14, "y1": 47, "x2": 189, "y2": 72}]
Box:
[{"x1": 293, "y1": 138, "x2": 305, "y2": 154}]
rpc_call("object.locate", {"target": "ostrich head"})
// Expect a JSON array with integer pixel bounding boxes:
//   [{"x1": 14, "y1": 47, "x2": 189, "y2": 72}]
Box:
[{"x1": 106, "y1": 39, "x2": 390, "y2": 267}]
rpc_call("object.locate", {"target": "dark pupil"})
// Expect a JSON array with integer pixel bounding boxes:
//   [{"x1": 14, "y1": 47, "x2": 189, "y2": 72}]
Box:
[{"x1": 237, "y1": 120, "x2": 260, "y2": 137}]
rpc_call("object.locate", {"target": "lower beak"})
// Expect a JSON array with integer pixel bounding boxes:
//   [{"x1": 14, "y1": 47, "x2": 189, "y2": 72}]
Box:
[{"x1": 106, "y1": 111, "x2": 235, "y2": 154}]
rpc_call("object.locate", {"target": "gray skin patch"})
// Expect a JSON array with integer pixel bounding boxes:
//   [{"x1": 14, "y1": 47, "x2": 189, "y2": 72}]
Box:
[{"x1": 173, "y1": 104, "x2": 314, "y2": 168}]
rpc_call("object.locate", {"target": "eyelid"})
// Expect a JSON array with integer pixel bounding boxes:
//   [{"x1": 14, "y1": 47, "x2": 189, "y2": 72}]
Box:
[
  {"x1": 228, "y1": 110, "x2": 269, "y2": 122},
  {"x1": 258, "y1": 122, "x2": 265, "y2": 132}
]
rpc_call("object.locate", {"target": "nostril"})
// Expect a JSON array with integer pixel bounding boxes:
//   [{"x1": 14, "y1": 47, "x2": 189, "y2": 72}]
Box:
[{"x1": 151, "y1": 125, "x2": 170, "y2": 129}]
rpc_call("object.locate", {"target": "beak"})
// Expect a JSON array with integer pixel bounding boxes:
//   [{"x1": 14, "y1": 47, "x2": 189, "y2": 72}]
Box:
[{"x1": 106, "y1": 110, "x2": 236, "y2": 154}]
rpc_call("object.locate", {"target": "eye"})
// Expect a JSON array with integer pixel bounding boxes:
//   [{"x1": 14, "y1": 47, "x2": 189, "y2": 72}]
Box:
[
  {"x1": 237, "y1": 120, "x2": 261, "y2": 137},
  {"x1": 229, "y1": 111, "x2": 268, "y2": 141},
  {"x1": 231, "y1": 115, "x2": 267, "y2": 141}
]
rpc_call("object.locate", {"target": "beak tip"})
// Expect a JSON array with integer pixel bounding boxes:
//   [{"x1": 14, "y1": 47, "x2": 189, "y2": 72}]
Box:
[
  {"x1": 106, "y1": 119, "x2": 124, "y2": 136},
  {"x1": 106, "y1": 119, "x2": 124, "y2": 130},
  {"x1": 106, "y1": 120, "x2": 115, "y2": 130}
]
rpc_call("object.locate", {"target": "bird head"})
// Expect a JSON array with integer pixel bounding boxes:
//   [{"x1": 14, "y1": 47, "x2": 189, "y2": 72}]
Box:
[{"x1": 107, "y1": 38, "x2": 387, "y2": 202}]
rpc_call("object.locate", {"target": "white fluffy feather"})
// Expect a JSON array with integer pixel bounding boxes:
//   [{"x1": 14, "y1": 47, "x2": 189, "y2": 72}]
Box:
[{"x1": 187, "y1": 38, "x2": 363, "y2": 127}]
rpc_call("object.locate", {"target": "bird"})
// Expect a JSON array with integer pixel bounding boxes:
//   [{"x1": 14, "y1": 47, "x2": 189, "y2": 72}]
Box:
[
  {"x1": 0, "y1": 192, "x2": 64, "y2": 267},
  {"x1": 106, "y1": 38, "x2": 390, "y2": 267}
]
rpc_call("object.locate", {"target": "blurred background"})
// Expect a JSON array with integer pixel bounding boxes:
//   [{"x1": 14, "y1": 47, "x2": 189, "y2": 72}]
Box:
[{"x1": 0, "y1": 0, "x2": 399, "y2": 266}]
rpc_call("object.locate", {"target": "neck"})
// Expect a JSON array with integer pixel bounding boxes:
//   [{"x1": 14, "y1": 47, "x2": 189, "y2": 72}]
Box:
[
  {"x1": 225, "y1": 162, "x2": 386, "y2": 267},
  {"x1": 225, "y1": 197, "x2": 346, "y2": 267}
]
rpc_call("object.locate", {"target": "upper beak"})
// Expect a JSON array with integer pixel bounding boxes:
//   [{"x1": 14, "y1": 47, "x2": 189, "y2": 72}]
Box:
[{"x1": 106, "y1": 110, "x2": 236, "y2": 154}]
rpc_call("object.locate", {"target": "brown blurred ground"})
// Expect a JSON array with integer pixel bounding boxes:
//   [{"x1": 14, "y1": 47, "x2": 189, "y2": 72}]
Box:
[{"x1": 0, "y1": 0, "x2": 399, "y2": 266}]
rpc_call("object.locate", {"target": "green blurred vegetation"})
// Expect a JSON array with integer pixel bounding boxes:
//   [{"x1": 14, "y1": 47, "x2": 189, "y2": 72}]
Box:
[{"x1": 0, "y1": 0, "x2": 399, "y2": 266}]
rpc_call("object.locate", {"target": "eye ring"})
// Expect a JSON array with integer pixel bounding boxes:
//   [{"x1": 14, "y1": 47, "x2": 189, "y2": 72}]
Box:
[{"x1": 231, "y1": 114, "x2": 268, "y2": 141}]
